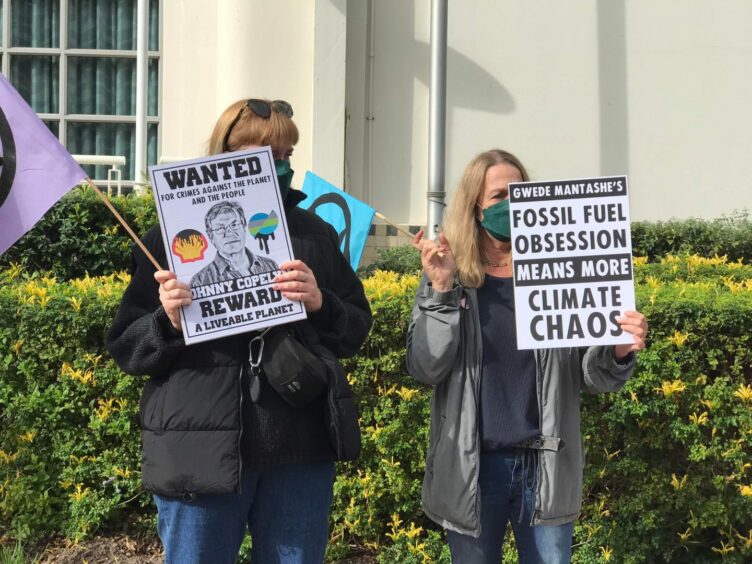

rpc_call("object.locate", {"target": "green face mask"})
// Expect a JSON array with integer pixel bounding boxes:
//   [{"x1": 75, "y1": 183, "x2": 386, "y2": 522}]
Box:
[
  {"x1": 274, "y1": 159, "x2": 294, "y2": 201},
  {"x1": 478, "y1": 199, "x2": 511, "y2": 242}
]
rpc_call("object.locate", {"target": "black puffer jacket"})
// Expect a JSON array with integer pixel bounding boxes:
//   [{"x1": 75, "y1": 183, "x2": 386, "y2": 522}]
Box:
[{"x1": 106, "y1": 191, "x2": 372, "y2": 497}]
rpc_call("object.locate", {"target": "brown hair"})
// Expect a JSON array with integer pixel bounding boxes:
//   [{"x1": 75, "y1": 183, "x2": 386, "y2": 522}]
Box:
[
  {"x1": 206, "y1": 99, "x2": 299, "y2": 155},
  {"x1": 443, "y1": 149, "x2": 529, "y2": 288}
]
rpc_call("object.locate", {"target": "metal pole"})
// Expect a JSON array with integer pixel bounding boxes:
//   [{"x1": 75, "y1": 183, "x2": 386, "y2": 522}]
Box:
[
  {"x1": 364, "y1": 0, "x2": 376, "y2": 205},
  {"x1": 134, "y1": 0, "x2": 149, "y2": 192},
  {"x1": 427, "y1": 0, "x2": 448, "y2": 236}
]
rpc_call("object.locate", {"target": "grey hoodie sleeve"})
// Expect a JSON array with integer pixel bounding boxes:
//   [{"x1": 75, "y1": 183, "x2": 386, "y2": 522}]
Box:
[
  {"x1": 580, "y1": 345, "x2": 636, "y2": 394},
  {"x1": 406, "y1": 276, "x2": 464, "y2": 386}
]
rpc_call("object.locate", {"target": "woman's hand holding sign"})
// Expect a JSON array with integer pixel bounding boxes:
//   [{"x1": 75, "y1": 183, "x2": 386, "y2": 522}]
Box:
[
  {"x1": 155, "y1": 270, "x2": 192, "y2": 331},
  {"x1": 275, "y1": 260, "x2": 323, "y2": 312},
  {"x1": 614, "y1": 310, "x2": 648, "y2": 360}
]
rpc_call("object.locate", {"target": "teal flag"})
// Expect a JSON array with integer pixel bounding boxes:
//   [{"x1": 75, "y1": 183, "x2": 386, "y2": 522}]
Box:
[{"x1": 300, "y1": 171, "x2": 375, "y2": 270}]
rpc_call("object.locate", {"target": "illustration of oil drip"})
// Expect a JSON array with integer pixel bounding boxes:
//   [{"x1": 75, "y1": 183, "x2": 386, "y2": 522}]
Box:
[
  {"x1": 172, "y1": 229, "x2": 208, "y2": 263},
  {"x1": 247, "y1": 210, "x2": 279, "y2": 254}
]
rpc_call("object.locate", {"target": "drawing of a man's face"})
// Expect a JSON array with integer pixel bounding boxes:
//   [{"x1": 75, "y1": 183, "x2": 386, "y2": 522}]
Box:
[{"x1": 208, "y1": 209, "x2": 247, "y2": 257}]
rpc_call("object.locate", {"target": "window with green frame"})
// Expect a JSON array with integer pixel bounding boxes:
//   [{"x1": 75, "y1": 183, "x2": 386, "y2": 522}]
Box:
[{"x1": 1, "y1": 0, "x2": 160, "y2": 183}]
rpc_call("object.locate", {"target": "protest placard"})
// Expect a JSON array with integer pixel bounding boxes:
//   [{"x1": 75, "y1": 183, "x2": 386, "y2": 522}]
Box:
[
  {"x1": 149, "y1": 147, "x2": 306, "y2": 345},
  {"x1": 508, "y1": 176, "x2": 635, "y2": 350}
]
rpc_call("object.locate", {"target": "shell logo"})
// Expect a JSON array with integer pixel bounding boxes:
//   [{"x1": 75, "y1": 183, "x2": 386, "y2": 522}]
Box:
[{"x1": 171, "y1": 229, "x2": 208, "y2": 263}]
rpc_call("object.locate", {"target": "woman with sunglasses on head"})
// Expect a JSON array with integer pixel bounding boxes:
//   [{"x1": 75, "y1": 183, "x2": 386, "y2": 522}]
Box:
[
  {"x1": 106, "y1": 98, "x2": 372, "y2": 564},
  {"x1": 406, "y1": 149, "x2": 647, "y2": 563}
]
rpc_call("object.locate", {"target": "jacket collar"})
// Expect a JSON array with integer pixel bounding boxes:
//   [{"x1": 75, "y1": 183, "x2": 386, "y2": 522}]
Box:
[{"x1": 284, "y1": 189, "x2": 307, "y2": 211}]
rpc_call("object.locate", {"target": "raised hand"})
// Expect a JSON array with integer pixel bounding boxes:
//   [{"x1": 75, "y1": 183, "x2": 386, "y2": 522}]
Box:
[{"x1": 412, "y1": 230, "x2": 456, "y2": 292}]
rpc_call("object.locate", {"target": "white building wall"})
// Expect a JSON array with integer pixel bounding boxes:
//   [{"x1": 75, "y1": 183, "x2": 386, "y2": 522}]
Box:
[
  {"x1": 160, "y1": 1, "x2": 752, "y2": 223},
  {"x1": 312, "y1": 0, "x2": 348, "y2": 186},
  {"x1": 625, "y1": 2, "x2": 752, "y2": 219},
  {"x1": 161, "y1": 0, "x2": 346, "y2": 186},
  {"x1": 345, "y1": 0, "x2": 752, "y2": 223}
]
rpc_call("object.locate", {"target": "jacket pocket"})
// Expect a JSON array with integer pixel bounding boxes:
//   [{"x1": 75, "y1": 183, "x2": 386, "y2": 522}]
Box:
[
  {"x1": 425, "y1": 414, "x2": 446, "y2": 477},
  {"x1": 140, "y1": 377, "x2": 170, "y2": 432},
  {"x1": 313, "y1": 343, "x2": 361, "y2": 461}
]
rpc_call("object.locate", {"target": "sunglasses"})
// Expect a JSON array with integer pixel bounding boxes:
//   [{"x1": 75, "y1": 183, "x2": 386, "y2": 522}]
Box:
[{"x1": 222, "y1": 99, "x2": 294, "y2": 151}]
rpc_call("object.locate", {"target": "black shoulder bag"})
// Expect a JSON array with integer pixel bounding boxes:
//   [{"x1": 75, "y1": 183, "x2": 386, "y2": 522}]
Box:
[{"x1": 247, "y1": 325, "x2": 361, "y2": 461}]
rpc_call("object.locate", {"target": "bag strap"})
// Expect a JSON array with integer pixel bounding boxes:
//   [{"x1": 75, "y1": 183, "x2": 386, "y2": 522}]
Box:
[
  {"x1": 247, "y1": 326, "x2": 272, "y2": 402},
  {"x1": 247, "y1": 326, "x2": 273, "y2": 367}
]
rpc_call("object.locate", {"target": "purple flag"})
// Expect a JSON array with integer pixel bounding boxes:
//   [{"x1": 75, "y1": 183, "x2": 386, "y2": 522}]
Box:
[{"x1": 0, "y1": 74, "x2": 86, "y2": 256}]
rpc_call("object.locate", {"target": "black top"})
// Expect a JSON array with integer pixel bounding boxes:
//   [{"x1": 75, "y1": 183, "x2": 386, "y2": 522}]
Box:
[
  {"x1": 477, "y1": 274, "x2": 539, "y2": 450},
  {"x1": 105, "y1": 190, "x2": 372, "y2": 496}
]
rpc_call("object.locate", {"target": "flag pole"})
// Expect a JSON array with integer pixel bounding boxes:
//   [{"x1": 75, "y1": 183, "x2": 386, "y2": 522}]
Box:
[
  {"x1": 374, "y1": 211, "x2": 416, "y2": 239},
  {"x1": 84, "y1": 178, "x2": 163, "y2": 271},
  {"x1": 374, "y1": 210, "x2": 443, "y2": 257}
]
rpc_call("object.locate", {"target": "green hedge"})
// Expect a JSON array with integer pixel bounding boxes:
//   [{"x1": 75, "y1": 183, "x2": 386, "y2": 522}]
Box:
[
  {"x1": 5, "y1": 187, "x2": 752, "y2": 280},
  {"x1": 0, "y1": 270, "x2": 146, "y2": 542},
  {"x1": 579, "y1": 264, "x2": 752, "y2": 562},
  {"x1": 358, "y1": 246, "x2": 422, "y2": 278},
  {"x1": 360, "y1": 214, "x2": 752, "y2": 277},
  {"x1": 631, "y1": 212, "x2": 752, "y2": 263},
  {"x1": 0, "y1": 187, "x2": 158, "y2": 279},
  {"x1": 1, "y1": 260, "x2": 751, "y2": 562}
]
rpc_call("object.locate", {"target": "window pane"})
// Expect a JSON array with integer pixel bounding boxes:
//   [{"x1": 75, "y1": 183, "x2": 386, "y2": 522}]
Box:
[
  {"x1": 68, "y1": 0, "x2": 136, "y2": 50},
  {"x1": 68, "y1": 0, "x2": 159, "y2": 51},
  {"x1": 67, "y1": 122, "x2": 136, "y2": 180},
  {"x1": 149, "y1": 0, "x2": 160, "y2": 51},
  {"x1": 10, "y1": 55, "x2": 60, "y2": 113},
  {"x1": 148, "y1": 59, "x2": 158, "y2": 116},
  {"x1": 11, "y1": 0, "x2": 60, "y2": 48},
  {"x1": 44, "y1": 120, "x2": 60, "y2": 137},
  {"x1": 66, "y1": 122, "x2": 159, "y2": 181},
  {"x1": 68, "y1": 57, "x2": 135, "y2": 115},
  {"x1": 148, "y1": 122, "x2": 158, "y2": 169},
  {"x1": 67, "y1": 57, "x2": 159, "y2": 116}
]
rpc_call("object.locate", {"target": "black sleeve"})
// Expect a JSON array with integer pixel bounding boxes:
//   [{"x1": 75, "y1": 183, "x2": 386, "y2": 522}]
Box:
[
  {"x1": 105, "y1": 227, "x2": 187, "y2": 377},
  {"x1": 306, "y1": 224, "x2": 372, "y2": 358}
]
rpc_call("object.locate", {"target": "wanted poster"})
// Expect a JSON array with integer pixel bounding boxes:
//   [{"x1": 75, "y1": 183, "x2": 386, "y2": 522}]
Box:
[
  {"x1": 149, "y1": 147, "x2": 306, "y2": 345},
  {"x1": 508, "y1": 176, "x2": 635, "y2": 350}
]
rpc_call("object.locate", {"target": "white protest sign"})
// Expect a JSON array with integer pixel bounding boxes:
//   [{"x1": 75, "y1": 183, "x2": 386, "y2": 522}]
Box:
[
  {"x1": 508, "y1": 176, "x2": 635, "y2": 350},
  {"x1": 149, "y1": 147, "x2": 306, "y2": 345}
]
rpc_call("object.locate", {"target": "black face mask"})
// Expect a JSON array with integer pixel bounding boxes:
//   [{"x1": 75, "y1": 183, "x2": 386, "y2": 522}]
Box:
[{"x1": 274, "y1": 159, "x2": 294, "y2": 201}]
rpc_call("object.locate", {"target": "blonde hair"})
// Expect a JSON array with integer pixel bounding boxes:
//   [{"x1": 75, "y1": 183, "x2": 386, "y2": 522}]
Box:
[
  {"x1": 443, "y1": 149, "x2": 529, "y2": 288},
  {"x1": 206, "y1": 99, "x2": 299, "y2": 155}
]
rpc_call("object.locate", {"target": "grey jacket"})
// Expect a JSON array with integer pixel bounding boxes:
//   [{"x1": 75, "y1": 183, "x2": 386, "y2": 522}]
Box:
[{"x1": 406, "y1": 278, "x2": 636, "y2": 536}]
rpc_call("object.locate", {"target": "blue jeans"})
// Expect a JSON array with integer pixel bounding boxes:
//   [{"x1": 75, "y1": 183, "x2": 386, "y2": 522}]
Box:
[
  {"x1": 447, "y1": 448, "x2": 573, "y2": 564},
  {"x1": 153, "y1": 460, "x2": 335, "y2": 564}
]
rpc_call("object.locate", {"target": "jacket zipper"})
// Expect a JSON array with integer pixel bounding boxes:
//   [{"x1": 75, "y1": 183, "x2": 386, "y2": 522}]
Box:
[
  {"x1": 237, "y1": 360, "x2": 244, "y2": 494},
  {"x1": 533, "y1": 349, "x2": 544, "y2": 524},
  {"x1": 467, "y1": 288, "x2": 484, "y2": 529}
]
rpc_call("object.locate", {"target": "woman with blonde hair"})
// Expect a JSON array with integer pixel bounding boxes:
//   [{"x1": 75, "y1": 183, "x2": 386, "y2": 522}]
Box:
[
  {"x1": 407, "y1": 149, "x2": 647, "y2": 563},
  {"x1": 107, "y1": 98, "x2": 372, "y2": 563}
]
